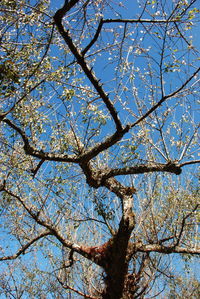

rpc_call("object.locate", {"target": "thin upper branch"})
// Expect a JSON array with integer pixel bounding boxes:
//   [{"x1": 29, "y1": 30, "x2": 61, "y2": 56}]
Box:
[
  {"x1": 174, "y1": 204, "x2": 199, "y2": 247},
  {"x1": 0, "y1": 78, "x2": 46, "y2": 122},
  {"x1": 131, "y1": 66, "x2": 200, "y2": 128},
  {"x1": 82, "y1": 18, "x2": 103, "y2": 55},
  {"x1": 179, "y1": 160, "x2": 200, "y2": 167},
  {"x1": 57, "y1": 278, "x2": 98, "y2": 299},
  {"x1": 102, "y1": 18, "x2": 180, "y2": 24},
  {"x1": 0, "y1": 231, "x2": 51, "y2": 261}
]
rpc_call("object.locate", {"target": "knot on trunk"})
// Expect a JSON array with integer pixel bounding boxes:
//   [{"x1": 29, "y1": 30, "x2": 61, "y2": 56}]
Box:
[{"x1": 164, "y1": 161, "x2": 182, "y2": 175}]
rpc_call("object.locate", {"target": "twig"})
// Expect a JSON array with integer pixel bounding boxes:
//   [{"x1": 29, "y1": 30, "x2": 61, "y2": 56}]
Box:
[{"x1": 82, "y1": 18, "x2": 103, "y2": 55}]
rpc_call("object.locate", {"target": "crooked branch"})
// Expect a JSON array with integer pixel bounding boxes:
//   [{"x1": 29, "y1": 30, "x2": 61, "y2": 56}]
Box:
[
  {"x1": 82, "y1": 18, "x2": 103, "y2": 55},
  {"x1": 3, "y1": 118, "x2": 79, "y2": 163},
  {"x1": 54, "y1": 2, "x2": 123, "y2": 131}
]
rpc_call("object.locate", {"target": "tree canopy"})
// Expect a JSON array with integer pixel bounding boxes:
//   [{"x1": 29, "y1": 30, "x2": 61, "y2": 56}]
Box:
[{"x1": 0, "y1": 0, "x2": 200, "y2": 298}]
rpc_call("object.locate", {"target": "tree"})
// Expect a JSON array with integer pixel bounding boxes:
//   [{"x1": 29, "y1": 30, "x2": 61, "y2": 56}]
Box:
[{"x1": 0, "y1": 0, "x2": 199, "y2": 298}]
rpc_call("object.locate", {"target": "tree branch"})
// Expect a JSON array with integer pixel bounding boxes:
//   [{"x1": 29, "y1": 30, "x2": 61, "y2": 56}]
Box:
[
  {"x1": 0, "y1": 231, "x2": 51, "y2": 261},
  {"x1": 101, "y1": 161, "x2": 182, "y2": 180},
  {"x1": 0, "y1": 187, "x2": 108, "y2": 267},
  {"x1": 82, "y1": 18, "x2": 103, "y2": 55},
  {"x1": 57, "y1": 277, "x2": 98, "y2": 299},
  {"x1": 135, "y1": 244, "x2": 200, "y2": 255},
  {"x1": 103, "y1": 18, "x2": 179, "y2": 24},
  {"x1": 3, "y1": 117, "x2": 130, "y2": 165},
  {"x1": 31, "y1": 159, "x2": 45, "y2": 177},
  {"x1": 0, "y1": 78, "x2": 46, "y2": 122},
  {"x1": 179, "y1": 160, "x2": 200, "y2": 167},
  {"x1": 53, "y1": 0, "x2": 80, "y2": 20},
  {"x1": 174, "y1": 204, "x2": 199, "y2": 247},
  {"x1": 3, "y1": 118, "x2": 80, "y2": 163},
  {"x1": 131, "y1": 66, "x2": 200, "y2": 128},
  {"x1": 54, "y1": 3, "x2": 123, "y2": 131},
  {"x1": 80, "y1": 125, "x2": 130, "y2": 162}
]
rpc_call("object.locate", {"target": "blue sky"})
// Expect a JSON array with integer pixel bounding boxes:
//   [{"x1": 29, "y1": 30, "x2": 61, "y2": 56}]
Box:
[{"x1": 0, "y1": 0, "x2": 199, "y2": 297}]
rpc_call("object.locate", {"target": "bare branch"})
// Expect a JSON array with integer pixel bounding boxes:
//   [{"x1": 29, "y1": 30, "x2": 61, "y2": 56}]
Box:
[
  {"x1": 0, "y1": 78, "x2": 46, "y2": 122},
  {"x1": 102, "y1": 161, "x2": 182, "y2": 180},
  {"x1": 0, "y1": 231, "x2": 51, "y2": 261},
  {"x1": 3, "y1": 118, "x2": 80, "y2": 163},
  {"x1": 31, "y1": 159, "x2": 45, "y2": 178},
  {"x1": 179, "y1": 160, "x2": 200, "y2": 167},
  {"x1": 174, "y1": 204, "x2": 199, "y2": 247},
  {"x1": 135, "y1": 244, "x2": 200, "y2": 255},
  {"x1": 54, "y1": 3, "x2": 123, "y2": 131},
  {"x1": 80, "y1": 125, "x2": 130, "y2": 162},
  {"x1": 0, "y1": 187, "x2": 107, "y2": 266},
  {"x1": 3, "y1": 117, "x2": 130, "y2": 165},
  {"x1": 179, "y1": 124, "x2": 200, "y2": 161},
  {"x1": 174, "y1": 22, "x2": 192, "y2": 47},
  {"x1": 57, "y1": 277, "x2": 98, "y2": 299},
  {"x1": 82, "y1": 18, "x2": 103, "y2": 55},
  {"x1": 102, "y1": 18, "x2": 179, "y2": 24},
  {"x1": 131, "y1": 66, "x2": 200, "y2": 128}
]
